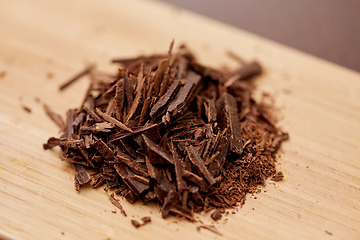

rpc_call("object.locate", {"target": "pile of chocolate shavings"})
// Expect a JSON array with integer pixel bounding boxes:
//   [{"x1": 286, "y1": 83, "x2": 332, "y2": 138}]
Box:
[{"x1": 43, "y1": 42, "x2": 288, "y2": 222}]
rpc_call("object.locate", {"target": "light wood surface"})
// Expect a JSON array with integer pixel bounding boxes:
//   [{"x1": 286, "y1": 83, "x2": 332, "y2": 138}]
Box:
[{"x1": 0, "y1": 0, "x2": 359, "y2": 239}]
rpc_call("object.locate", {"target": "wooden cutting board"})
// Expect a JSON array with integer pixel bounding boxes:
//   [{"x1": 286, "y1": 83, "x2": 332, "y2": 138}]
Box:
[{"x1": 1, "y1": 0, "x2": 359, "y2": 239}]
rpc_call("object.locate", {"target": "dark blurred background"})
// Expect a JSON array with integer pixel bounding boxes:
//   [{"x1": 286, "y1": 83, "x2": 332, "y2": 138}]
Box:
[{"x1": 160, "y1": 0, "x2": 360, "y2": 72}]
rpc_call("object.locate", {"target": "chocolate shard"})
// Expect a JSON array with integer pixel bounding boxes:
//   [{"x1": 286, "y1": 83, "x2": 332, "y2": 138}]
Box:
[
  {"x1": 123, "y1": 72, "x2": 133, "y2": 113},
  {"x1": 125, "y1": 190, "x2": 139, "y2": 203},
  {"x1": 74, "y1": 175, "x2": 80, "y2": 191},
  {"x1": 216, "y1": 93, "x2": 242, "y2": 155},
  {"x1": 114, "y1": 163, "x2": 149, "y2": 196},
  {"x1": 73, "y1": 164, "x2": 91, "y2": 185},
  {"x1": 95, "y1": 108, "x2": 133, "y2": 132},
  {"x1": 271, "y1": 133, "x2": 289, "y2": 150},
  {"x1": 208, "y1": 130, "x2": 230, "y2": 177},
  {"x1": 113, "y1": 80, "x2": 125, "y2": 121},
  {"x1": 60, "y1": 156, "x2": 88, "y2": 166},
  {"x1": 167, "y1": 70, "x2": 202, "y2": 117},
  {"x1": 109, "y1": 193, "x2": 127, "y2": 216},
  {"x1": 142, "y1": 134, "x2": 173, "y2": 165},
  {"x1": 109, "y1": 123, "x2": 159, "y2": 142},
  {"x1": 153, "y1": 167, "x2": 176, "y2": 203},
  {"x1": 43, "y1": 104, "x2": 65, "y2": 129},
  {"x1": 126, "y1": 86, "x2": 143, "y2": 123},
  {"x1": 153, "y1": 59, "x2": 170, "y2": 97},
  {"x1": 79, "y1": 126, "x2": 112, "y2": 134},
  {"x1": 93, "y1": 139, "x2": 115, "y2": 163},
  {"x1": 224, "y1": 61, "x2": 262, "y2": 87},
  {"x1": 72, "y1": 112, "x2": 86, "y2": 131},
  {"x1": 65, "y1": 109, "x2": 74, "y2": 138},
  {"x1": 185, "y1": 145, "x2": 215, "y2": 186},
  {"x1": 92, "y1": 175, "x2": 106, "y2": 188},
  {"x1": 59, "y1": 64, "x2": 94, "y2": 91},
  {"x1": 170, "y1": 141, "x2": 188, "y2": 192},
  {"x1": 143, "y1": 191, "x2": 157, "y2": 203},
  {"x1": 43, "y1": 137, "x2": 84, "y2": 149},
  {"x1": 150, "y1": 79, "x2": 181, "y2": 119},
  {"x1": 115, "y1": 152, "x2": 149, "y2": 177},
  {"x1": 204, "y1": 98, "x2": 217, "y2": 123},
  {"x1": 182, "y1": 170, "x2": 208, "y2": 190},
  {"x1": 168, "y1": 203, "x2": 194, "y2": 221},
  {"x1": 162, "y1": 190, "x2": 181, "y2": 218}
]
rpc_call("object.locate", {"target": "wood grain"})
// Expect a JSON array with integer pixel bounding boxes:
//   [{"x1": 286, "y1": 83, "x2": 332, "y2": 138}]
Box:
[{"x1": 0, "y1": 0, "x2": 359, "y2": 239}]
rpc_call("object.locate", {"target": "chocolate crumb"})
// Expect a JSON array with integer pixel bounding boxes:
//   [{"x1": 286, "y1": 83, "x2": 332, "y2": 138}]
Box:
[
  {"x1": 22, "y1": 105, "x2": 32, "y2": 113},
  {"x1": 325, "y1": 230, "x2": 332, "y2": 236},
  {"x1": 0, "y1": 71, "x2": 6, "y2": 78},
  {"x1": 47, "y1": 72, "x2": 53, "y2": 79},
  {"x1": 271, "y1": 171, "x2": 284, "y2": 182},
  {"x1": 131, "y1": 219, "x2": 141, "y2": 228},
  {"x1": 141, "y1": 216, "x2": 151, "y2": 223},
  {"x1": 210, "y1": 209, "x2": 222, "y2": 221}
]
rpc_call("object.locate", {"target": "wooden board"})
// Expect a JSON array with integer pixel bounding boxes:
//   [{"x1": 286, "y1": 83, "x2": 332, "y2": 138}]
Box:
[{"x1": 0, "y1": 0, "x2": 359, "y2": 239}]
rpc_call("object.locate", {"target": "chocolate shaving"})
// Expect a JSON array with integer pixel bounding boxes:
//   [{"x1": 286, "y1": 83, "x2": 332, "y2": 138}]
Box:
[
  {"x1": 43, "y1": 43, "x2": 288, "y2": 224},
  {"x1": 171, "y1": 141, "x2": 188, "y2": 192},
  {"x1": 197, "y1": 225, "x2": 222, "y2": 236},
  {"x1": 59, "y1": 64, "x2": 94, "y2": 91},
  {"x1": 44, "y1": 104, "x2": 65, "y2": 129},
  {"x1": 141, "y1": 216, "x2": 151, "y2": 223},
  {"x1": 224, "y1": 61, "x2": 262, "y2": 87}
]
